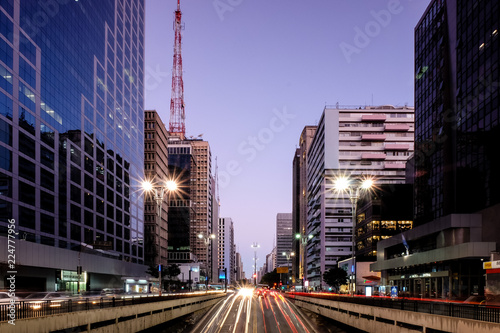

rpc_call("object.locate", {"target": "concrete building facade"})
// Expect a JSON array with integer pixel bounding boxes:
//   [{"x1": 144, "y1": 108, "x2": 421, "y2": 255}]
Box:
[
  {"x1": 306, "y1": 105, "x2": 414, "y2": 290},
  {"x1": 143, "y1": 110, "x2": 169, "y2": 268},
  {"x1": 190, "y1": 139, "x2": 214, "y2": 283},
  {"x1": 217, "y1": 217, "x2": 234, "y2": 285},
  {"x1": 292, "y1": 126, "x2": 317, "y2": 283}
]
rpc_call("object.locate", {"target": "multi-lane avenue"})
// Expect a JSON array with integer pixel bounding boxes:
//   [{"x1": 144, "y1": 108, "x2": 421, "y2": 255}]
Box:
[{"x1": 190, "y1": 288, "x2": 324, "y2": 333}]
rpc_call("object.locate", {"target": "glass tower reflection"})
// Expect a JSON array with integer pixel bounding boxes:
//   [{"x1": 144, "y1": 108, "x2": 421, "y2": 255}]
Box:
[{"x1": 0, "y1": 0, "x2": 145, "y2": 283}]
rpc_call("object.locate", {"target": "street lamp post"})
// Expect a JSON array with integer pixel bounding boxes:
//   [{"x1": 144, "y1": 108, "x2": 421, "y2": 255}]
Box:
[
  {"x1": 251, "y1": 243, "x2": 259, "y2": 287},
  {"x1": 295, "y1": 233, "x2": 313, "y2": 291},
  {"x1": 282, "y1": 251, "x2": 295, "y2": 288},
  {"x1": 143, "y1": 179, "x2": 178, "y2": 296},
  {"x1": 333, "y1": 176, "x2": 373, "y2": 296},
  {"x1": 198, "y1": 233, "x2": 216, "y2": 288}
]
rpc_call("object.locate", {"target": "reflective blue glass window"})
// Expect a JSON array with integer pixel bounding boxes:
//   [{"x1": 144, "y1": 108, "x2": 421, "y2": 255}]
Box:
[
  {"x1": 0, "y1": 62, "x2": 12, "y2": 94},
  {"x1": 0, "y1": 38, "x2": 13, "y2": 68},
  {"x1": 41, "y1": 146, "x2": 54, "y2": 169},
  {"x1": 0, "y1": 10, "x2": 13, "y2": 42},
  {"x1": 19, "y1": 132, "x2": 35, "y2": 159},
  {"x1": 19, "y1": 57, "x2": 36, "y2": 89},
  {"x1": 0, "y1": 117, "x2": 11, "y2": 146},
  {"x1": 84, "y1": 118, "x2": 93, "y2": 136},
  {"x1": 0, "y1": 145, "x2": 11, "y2": 171},
  {"x1": 19, "y1": 107, "x2": 35, "y2": 135},
  {"x1": 0, "y1": 0, "x2": 13, "y2": 18},
  {"x1": 84, "y1": 100, "x2": 94, "y2": 122},
  {"x1": 19, "y1": 32, "x2": 36, "y2": 65},
  {"x1": 0, "y1": 90, "x2": 12, "y2": 119},
  {"x1": 18, "y1": 82, "x2": 35, "y2": 112},
  {"x1": 40, "y1": 123, "x2": 54, "y2": 147}
]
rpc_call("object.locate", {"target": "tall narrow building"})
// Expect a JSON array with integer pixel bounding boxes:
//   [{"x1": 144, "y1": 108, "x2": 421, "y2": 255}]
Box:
[
  {"x1": 143, "y1": 110, "x2": 169, "y2": 268},
  {"x1": 306, "y1": 105, "x2": 414, "y2": 290},
  {"x1": 292, "y1": 126, "x2": 317, "y2": 283},
  {"x1": 0, "y1": 0, "x2": 146, "y2": 292},
  {"x1": 218, "y1": 217, "x2": 234, "y2": 285},
  {"x1": 190, "y1": 139, "x2": 213, "y2": 268},
  {"x1": 276, "y1": 213, "x2": 293, "y2": 270},
  {"x1": 167, "y1": 136, "x2": 195, "y2": 263}
]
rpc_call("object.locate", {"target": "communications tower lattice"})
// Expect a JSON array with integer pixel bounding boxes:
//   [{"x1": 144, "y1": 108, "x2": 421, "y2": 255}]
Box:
[{"x1": 169, "y1": 0, "x2": 185, "y2": 135}]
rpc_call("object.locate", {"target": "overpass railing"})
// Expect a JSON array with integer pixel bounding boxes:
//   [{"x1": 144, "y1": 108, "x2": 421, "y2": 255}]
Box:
[
  {"x1": 287, "y1": 292, "x2": 500, "y2": 324},
  {"x1": 0, "y1": 291, "x2": 223, "y2": 322}
]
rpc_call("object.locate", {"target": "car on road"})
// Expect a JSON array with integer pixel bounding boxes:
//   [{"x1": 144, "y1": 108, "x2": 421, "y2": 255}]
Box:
[
  {"x1": 254, "y1": 286, "x2": 269, "y2": 297},
  {"x1": 23, "y1": 292, "x2": 73, "y2": 309},
  {"x1": 75, "y1": 290, "x2": 117, "y2": 305},
  {"x1": 0, "y1": 291, "x2": 19, "y2": 304}
]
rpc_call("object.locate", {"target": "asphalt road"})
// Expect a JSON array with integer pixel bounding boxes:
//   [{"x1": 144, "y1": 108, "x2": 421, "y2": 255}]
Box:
[{"x1": 190, "y1": 289, "x2": 331, "y2": 333}]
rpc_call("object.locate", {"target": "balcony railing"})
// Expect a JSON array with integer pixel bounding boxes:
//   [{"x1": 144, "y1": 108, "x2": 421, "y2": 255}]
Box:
[
  {"x1": 361, "y1": 134, "x2": 386, "y2": 141},
  {"x1": 384, "y1": 123, "x2": 410, "y2": 131}
]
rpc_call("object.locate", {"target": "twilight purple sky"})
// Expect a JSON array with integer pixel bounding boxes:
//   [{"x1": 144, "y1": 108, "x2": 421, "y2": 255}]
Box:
[{"x1": 144, "y1": 0, "x2": 430, "y2": 277}]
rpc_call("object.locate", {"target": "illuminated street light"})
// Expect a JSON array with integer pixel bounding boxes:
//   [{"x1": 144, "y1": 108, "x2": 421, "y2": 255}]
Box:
[
  {"x1": 198, "y1": 233, "x2": 216, "y2": 287},
  {"x1": 295, "y1": 233, "x2": 313, "y2": 290},
  {"x1": 332, "y1": 175, "x2": 374, "y2": 295},
  {"x1": 142, "y1": 178, "x2": 178, "y2": 296},
  {"x1": 282, "y1": 252, "x2": 295, "y2": 288}
]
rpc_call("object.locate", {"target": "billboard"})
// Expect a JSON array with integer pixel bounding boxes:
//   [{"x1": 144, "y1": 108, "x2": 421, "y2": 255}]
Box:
[{"x1": 276, "y1": 267, "x2": 289, "y2": 274}]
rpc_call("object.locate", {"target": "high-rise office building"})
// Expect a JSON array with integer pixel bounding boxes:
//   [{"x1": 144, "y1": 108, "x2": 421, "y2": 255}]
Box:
[
  {"x1": 0, "y1": 0, "x2": 146, "y2": 292},
  {"x1": 372, "y1": 0, "x2": 500, "y2": 300},
  {"x1": 292, "y1": 126, "x2": 317, "y2": 283},
  {"x1": 190, "y1": 139, "x2": 213, "y2": 267},
  {"x1": 209, "y1": 174, "x2": 219, "y2": 283},
  {"x1": 235, "y1": 251, "x2": 243, "y2": 282},
  {"x1": 276, "y1": 213, "x2": 293, "y2": 269},
  {"x1": 143, "y1": 110, "x2": 169, "y2": 268},
  {"x1": 217, "y1": 217, "x2": 234, "y2": 285},
  {"x1": 166, "y1": 136, "x2": 195, "y2": 263},
  {"x1": 306, "y1": 105, "x2": 414, "y2": 290}
]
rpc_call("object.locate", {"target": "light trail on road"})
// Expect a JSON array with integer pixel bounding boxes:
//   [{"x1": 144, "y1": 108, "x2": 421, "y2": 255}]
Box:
[{"x1": 191, "y1": 288, "x2": 317, "y2": 333}]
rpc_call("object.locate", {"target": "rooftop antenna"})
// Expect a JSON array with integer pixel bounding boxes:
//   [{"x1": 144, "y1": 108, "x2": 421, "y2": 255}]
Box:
[{"x1": 169, "y1": 0, "x2": 186, "y2": 135}]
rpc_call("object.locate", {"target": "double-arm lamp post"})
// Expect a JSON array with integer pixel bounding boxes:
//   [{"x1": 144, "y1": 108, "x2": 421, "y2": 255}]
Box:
[
  {"x1": 142, "y1": 179, "x2": 178, "y2": 296},
  {"x1": 282, "y1": 251, "x2": 295, "y2": 287},
  {"x1": 294, "y1": 233, "x2": 313, "y2": 288},
  {"x1": 197, "y1": 233, "x2": 216, "y2": 287},
  {"x1": 332, "y1": 175, "x2": 374, "y2": 296}
]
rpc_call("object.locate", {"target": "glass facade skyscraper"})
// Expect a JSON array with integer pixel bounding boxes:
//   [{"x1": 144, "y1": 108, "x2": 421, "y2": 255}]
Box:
[
  {"x1": 0, "y1": 0, "x2": 146, "y2": 292},
  {"x1": 371, "y1": 0, "x2": 499, "y2": 300},
  {"x1": 414, "y1": 0, "x2": 500, "y2": 225}
]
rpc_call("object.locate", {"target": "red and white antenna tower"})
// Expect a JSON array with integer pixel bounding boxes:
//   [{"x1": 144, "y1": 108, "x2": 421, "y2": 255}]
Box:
[{"x1": 169, "y1": 0, "x2": 185, "y2": 135}]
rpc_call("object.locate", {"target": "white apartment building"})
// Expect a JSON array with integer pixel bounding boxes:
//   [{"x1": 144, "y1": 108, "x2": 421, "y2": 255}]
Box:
[
  {"x1": 306, "y1": 105, "x2": 414, "y2": 290},
  {"x1": 217, "y1": 217, "x2": 234, "y2": 285}
]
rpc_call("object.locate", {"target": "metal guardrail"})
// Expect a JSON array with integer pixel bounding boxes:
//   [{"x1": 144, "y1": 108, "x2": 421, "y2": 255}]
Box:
[
  {"x1": 287, "y1": 293, "x2": 500, "y2": 324},
  {"x1": 0, "y1": 292, "x2": 223, "y2": 322}
]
